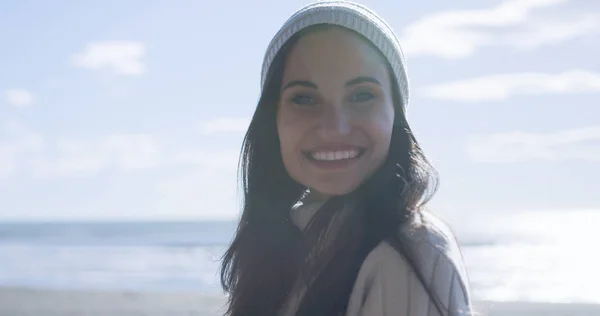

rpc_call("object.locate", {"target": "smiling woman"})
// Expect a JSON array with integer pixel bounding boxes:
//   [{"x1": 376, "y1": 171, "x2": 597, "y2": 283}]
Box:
[
  {"x1": 220, "y1": 1, "x2": 474, "y2": 316},
  {"x1": 277, "y1": 28, "x2": 395, "y2": 198}
]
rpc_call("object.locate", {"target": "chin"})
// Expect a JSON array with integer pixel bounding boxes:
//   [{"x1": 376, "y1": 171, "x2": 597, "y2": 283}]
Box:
[{"x1": 311, "y1": 182, "x2": 361, "y2": 198}]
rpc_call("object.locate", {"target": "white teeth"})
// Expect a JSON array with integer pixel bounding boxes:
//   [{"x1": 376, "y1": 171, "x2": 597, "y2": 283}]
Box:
[{"x1": 311, "y1": 150, "x2": 360, "y2": 161}]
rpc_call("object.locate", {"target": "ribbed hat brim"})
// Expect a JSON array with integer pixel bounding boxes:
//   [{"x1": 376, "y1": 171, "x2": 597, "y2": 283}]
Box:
[{"x1": 260, "y1": 1, "x2": 410, "y2": 110}]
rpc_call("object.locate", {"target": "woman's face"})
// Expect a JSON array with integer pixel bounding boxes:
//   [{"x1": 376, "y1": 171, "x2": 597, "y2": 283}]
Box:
[{"x1": 277, "y1": 27, "x2": 395, "y2": 199}]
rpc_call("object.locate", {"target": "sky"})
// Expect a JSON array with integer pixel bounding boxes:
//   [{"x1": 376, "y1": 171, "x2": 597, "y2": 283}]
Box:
[{"x1": 0, "y1": 0, "x2": 598, "y2": 221}]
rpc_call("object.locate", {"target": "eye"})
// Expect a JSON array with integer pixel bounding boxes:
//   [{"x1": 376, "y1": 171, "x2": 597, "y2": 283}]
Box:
[
  {"x1": 350, "y1": 91, "x2": 376, "y2": 102},
  {"x1": 290, "y1": 94, "x2": 316, "y2": 106}
]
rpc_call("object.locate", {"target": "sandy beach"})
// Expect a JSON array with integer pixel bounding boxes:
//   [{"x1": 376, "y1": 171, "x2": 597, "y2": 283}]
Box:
[
  {"x1": 0, "y1": 287, "x2": 599, "y2": 316},
  {"x1": 0, "y1": 287, "x2": 227, "y2": 316}
]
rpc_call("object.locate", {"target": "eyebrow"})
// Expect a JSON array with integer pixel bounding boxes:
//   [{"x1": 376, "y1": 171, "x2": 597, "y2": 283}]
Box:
[
  {"x1": 282, "y1": 76, "x2": 382, "y2": 92},
  {"x1": 282, "y1": 80, "x2": 318, "y2": 91},
  {"x1": 345, "y1": 76, "x2": 381, "y2": 87}
]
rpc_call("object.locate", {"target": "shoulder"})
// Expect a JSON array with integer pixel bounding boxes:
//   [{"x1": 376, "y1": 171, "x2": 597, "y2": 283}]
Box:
[
  {"x1": 402, "y1": 210, "x2": 471, "y2": 285},
  {"x1": 363, "y1": 210, "x2": 469, "y2": 279},
  {"x1": 350, "y1": 210, "x2": 473, "y2": 315}
]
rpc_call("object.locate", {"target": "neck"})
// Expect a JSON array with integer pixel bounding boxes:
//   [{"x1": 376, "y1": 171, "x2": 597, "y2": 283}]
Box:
[{"x1": 305, "y1": 189, "x2": 331, "y2": 204}]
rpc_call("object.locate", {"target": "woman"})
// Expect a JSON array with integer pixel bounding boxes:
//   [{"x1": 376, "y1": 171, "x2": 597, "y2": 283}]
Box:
[{"x1": 221, "y1": 1, "x2": 473, "y2": 315}]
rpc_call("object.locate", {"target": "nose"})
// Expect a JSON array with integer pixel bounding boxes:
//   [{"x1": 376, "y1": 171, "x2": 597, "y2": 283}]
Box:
[{"x1": 317, "y1": 105, "x2": 351, "y2": 139}]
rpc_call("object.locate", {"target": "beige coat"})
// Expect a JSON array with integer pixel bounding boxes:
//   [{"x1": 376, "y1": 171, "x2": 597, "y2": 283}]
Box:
[{"x1": 280, "y1": 199, "x2": 474, "y2": 316}]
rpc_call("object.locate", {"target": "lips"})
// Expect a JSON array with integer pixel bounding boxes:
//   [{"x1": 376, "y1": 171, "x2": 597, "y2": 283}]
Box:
[
  {"x1": 309, "y1": 149, "x2": 360, "y2": 161},
  {"x1": 303, "y1": 146, "x2": 365, "y2": 163}
]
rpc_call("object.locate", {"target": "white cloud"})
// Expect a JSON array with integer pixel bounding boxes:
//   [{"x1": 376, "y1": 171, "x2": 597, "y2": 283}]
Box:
[
  {"x1": 0, "y1": 122, "x2": 162, "y2": 178},
  {"x1": 5, "y1": 89, "x2": 34, "y2": 107},
  {"x1": 400, "y1": 0, "x2": 599, "y2": 58},
  {"x1": 467, "y1": 125, "x2": 600, "y2": 163},
  {"x1": 168, "y1": 147, "x2": 241, "y2": 169},
  {"x1": 505, "y1": 12, "x2": 600, "y2": 49},
  {"x1": 0, "y1": 121, "x2": 243, "y2": 180},
  {"x1": 70, "y1": 41, "x2": 146, "y2": 75},
  {"x1": 421, "y1": 70, "x2": 600, "y2": 102},
  {"x1": 155, "y1": 165, "x2": 241, "y2": 220},
  {"x1": 0, "y1": 122, "x2": 44, "y2": 179},
  {"x1": 51, "y1": 134, "x2": 161, "y2": 177},
  {"x1": 199, "y1": 117, "x2": 250, "y2": 135},
  {"x1": 0, "y1": 121, "x2": 245, "y2": 220}
]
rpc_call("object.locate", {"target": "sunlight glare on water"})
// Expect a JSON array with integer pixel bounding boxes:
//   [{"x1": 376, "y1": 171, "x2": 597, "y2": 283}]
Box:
[{"x1": 461, "y1": 209, "x2": 600, "y2": 304}]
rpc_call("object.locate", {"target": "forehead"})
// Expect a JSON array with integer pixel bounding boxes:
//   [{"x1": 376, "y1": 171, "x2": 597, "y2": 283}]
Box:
[{"x1": 282, "y1": 27, "x2": 389, "y2": 83}]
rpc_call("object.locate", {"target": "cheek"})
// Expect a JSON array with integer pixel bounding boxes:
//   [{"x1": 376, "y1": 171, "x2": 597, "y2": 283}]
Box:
[
  {"x1": 367, "y1": 105, "x2": 395, "y2": 151},
  {"x1": 276, "y1": 112, "x2": 302, "y2": 165},
  {"x1": 277, "y1": 127, "x2": 294, "y2": 156}
]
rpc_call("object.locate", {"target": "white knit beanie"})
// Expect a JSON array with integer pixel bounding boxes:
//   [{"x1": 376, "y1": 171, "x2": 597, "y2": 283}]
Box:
[{"x1": 260, "y1": 0, "x2": 410, "y2": 110}]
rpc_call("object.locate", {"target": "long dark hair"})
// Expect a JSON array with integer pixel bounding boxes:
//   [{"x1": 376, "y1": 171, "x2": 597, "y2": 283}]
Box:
[{"x1": 221, "y1": 25, "x2": 445, "y2": 316}]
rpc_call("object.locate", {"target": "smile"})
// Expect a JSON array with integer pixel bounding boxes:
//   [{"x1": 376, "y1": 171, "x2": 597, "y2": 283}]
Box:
[
  {"x1": 303, "y1": 147, "x2": 366, "y2": 169},
  {"x1": 309, "y1": 149, "x2": 361, "y2": 161}
]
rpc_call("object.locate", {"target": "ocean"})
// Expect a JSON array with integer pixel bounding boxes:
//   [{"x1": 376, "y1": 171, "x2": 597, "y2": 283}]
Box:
[{"x1": 0, "y1": 210, "x2": 597, "y2": 304}]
